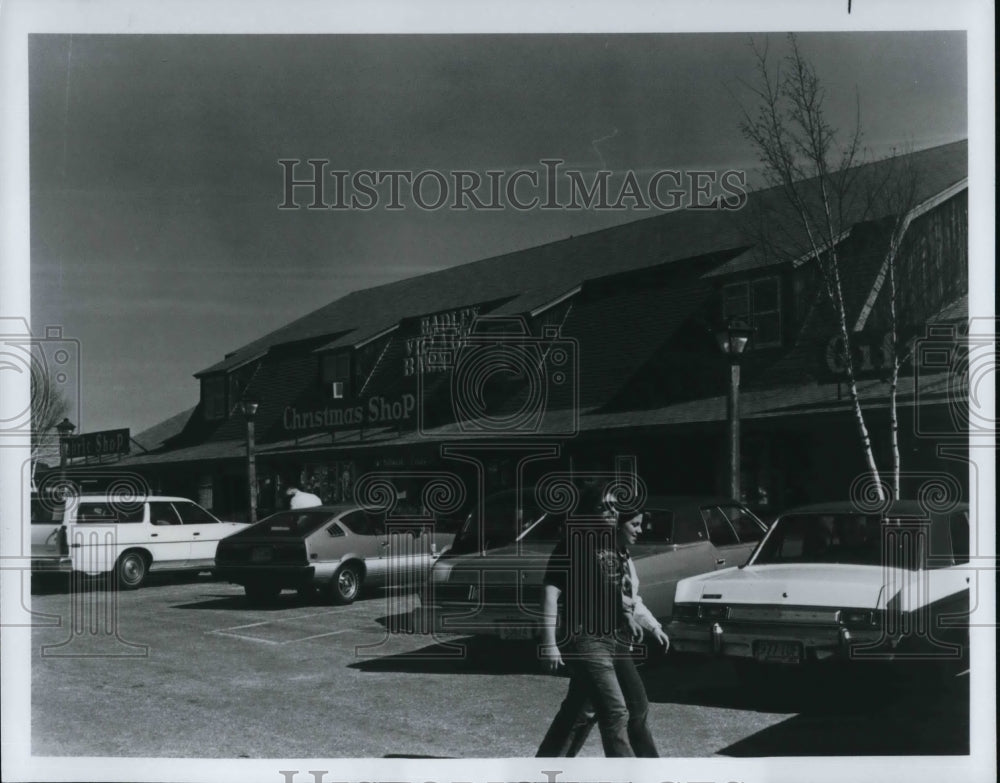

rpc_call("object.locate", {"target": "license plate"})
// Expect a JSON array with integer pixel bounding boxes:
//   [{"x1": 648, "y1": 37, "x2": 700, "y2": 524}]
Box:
[
  {"x1": 753, "y1": 640, "x2": 802, "y2": 664},
  {"x1": 251, "y1": 547, "x2": 273, "y2": 563},
  {"x1": 498, "y1": 625, "x2": 534, "y2": 640}
]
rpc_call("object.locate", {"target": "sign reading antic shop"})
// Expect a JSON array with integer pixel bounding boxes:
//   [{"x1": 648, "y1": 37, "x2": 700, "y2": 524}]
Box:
[{"x1": 64, "y1": 428, "x2": 131, "y2": 459}]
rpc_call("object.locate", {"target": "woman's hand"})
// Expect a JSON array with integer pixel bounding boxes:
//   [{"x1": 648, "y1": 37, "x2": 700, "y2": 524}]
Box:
[
  {"x1": 650, "y1": 627, "x2": 670, "y2": 651},
  {"x1": 540, "y1": 643, "x2": 564, "y2": 674}
]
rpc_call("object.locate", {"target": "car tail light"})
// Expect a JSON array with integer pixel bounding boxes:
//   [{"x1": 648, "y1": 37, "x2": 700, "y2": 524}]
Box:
[
  {"x1": 57, "y1": 525, "x2": 69, "y2": 556},
  {"x1": 698, "y1": 604, "x2": 730, "y2": 620},
  {"x1": 672, "y1": 603, "x2": 699, "y2": 620}
]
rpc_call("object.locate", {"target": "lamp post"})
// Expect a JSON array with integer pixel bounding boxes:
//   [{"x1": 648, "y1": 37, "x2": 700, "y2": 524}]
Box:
[
  {"x1": 56, "y1": 417, "x2": 76, "y2": 469},
  {"x1": 715, "y1": 321, "x2": 754, "y2": 501},
  {"x1": 240, "y1": 396, "x2": 260, "y2": 524}
]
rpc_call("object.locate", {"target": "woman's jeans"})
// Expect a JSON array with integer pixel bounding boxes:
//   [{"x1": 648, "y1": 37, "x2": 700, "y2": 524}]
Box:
[{"x1": 537, "y1": 635, "x2": 658, "y2": 758}]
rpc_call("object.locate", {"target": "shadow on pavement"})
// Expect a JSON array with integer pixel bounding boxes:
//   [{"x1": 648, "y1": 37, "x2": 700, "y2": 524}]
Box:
[
  {"x1": 720, "y1": 671, "x2": 969, "y2": 756},
  {"x1": 32, "y1": 571, "x2": 216, "y2": 595},
  {"x1": 641, "y1": 655, "x2": 969, "y2": 755},
  {"x1": 349, "y1": 636, "x2": 550, "y2": 675}
]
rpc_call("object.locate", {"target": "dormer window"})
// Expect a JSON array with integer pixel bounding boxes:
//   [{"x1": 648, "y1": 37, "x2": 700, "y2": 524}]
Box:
[
  {"x1": 723, "y1": 276, "x2": 782, "y2": 348},
  {"x1": 321, "y1": 351, "x2": 353, "y2": 399},
  {"x1": 201, "y1": 375, "x2": 226, "y2": 420}
]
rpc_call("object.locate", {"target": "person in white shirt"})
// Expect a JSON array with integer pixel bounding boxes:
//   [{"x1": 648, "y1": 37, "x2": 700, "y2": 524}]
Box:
[{"x1": 287, "y1": 486, "x2": 322, "y2": 509}]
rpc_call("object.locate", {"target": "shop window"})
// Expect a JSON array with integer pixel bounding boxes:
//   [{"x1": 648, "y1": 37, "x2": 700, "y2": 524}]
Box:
[
  {"x1": 321, "y1": 351, "x2": 353, "y2": 399},
  {"x1": 723, "y1": 276, "x2": 782, "y2": 348},
  {"x1": 202, "y1": 375, "x2": 227, "y2": 420}
]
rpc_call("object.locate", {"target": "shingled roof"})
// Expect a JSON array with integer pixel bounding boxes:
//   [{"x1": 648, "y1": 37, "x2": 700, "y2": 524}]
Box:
[{"x1": 197, "y1": 140, "x2": 966, "y2": 378}]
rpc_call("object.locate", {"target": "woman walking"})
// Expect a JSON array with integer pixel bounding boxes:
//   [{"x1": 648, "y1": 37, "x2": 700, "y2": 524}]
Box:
[{"x1": 537, "y1": 492, "x2": 668, "y2": 757}]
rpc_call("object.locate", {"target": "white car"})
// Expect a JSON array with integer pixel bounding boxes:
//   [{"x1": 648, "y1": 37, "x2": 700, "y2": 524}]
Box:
[
  {"x1": 31, "y1": 493, "x2": 249, "y2": 589},
  {"x1": 667, "y1": 501, "x2": 970, "y2": 667}
]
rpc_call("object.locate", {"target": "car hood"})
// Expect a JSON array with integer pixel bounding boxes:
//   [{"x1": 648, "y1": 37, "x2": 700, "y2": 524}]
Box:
[{"x1": 675, "y1": 563, "x2": 896, "y2": 609}]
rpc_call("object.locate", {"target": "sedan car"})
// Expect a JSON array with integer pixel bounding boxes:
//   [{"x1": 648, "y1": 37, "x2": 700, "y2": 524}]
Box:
[
  {"x1": 427, "y1": 494, "x2": 768, "y2": 639},
  {"x1": 667, "y1": 500, "x2": 970, "y2": 667},
  {"x1": 214, "y1": 505, "x2": 455, "y2": 605}
]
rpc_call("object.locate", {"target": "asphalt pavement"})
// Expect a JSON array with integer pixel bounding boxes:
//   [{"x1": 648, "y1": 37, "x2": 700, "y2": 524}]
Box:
[{"x1": 27, "y1": 573, "x2": 969, "y2": 759}]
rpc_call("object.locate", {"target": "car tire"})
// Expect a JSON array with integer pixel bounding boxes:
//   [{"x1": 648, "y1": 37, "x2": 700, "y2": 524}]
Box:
[
  {"x1": 244, "y1": 581, "x2": 282, "y2": 605},
  {"x1": 115, "y1": 550, "x2": 149, "y2": 590},
  {"x1": 330, "y1": 563, "x2": 362, "y2": 605}
]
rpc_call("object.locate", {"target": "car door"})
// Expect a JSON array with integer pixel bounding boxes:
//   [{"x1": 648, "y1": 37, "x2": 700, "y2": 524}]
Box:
[
  {"x1": 700, "y1": 504, "x2": 748, "y2": 570},
  {"x1": 145, "y1": 501, "x2": 191, "y2": 567},
  {"x1": 633, "y1": 507, "x2": 718, "y2": 620},
  {"x1": 714, "y1": 502, "x2": 768, "y2": 565},
  {"x1": 171, "y1": 500, "x2": 225, "y2": 567}
]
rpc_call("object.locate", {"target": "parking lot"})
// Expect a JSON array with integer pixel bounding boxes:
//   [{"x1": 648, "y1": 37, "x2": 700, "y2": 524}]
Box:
[{"x1": 29, "y1": 574, "x2": 969, "y2": 759}]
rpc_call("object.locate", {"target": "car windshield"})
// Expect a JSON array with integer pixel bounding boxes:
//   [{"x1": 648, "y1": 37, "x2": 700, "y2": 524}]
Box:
[
  {"x1": 518, "y1": 512, "x2": 564, "y2": 543},
  {"x1": 251, "y1": 511, "x2": 337, "y2": 537},
  {"x1": 753, "y1": 513, "x2": 924, "y2": 568}
]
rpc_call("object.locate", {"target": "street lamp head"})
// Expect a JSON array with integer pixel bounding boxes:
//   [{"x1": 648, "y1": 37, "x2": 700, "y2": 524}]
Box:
[
  {"x1": 240, "y1": 395, "x2": 260, "y2": 419},
  {"x1": 55, "y1": 417, "x2": 76, "y2": 437},
  {"x1": 715, "y1": 320, "x2": 755, "y2": 358}
]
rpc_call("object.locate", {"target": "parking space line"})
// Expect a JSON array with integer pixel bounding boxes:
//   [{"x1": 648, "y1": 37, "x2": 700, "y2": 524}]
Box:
[
  {"x1": 209, "y1": 609, "x2": 342, "y2": 634},
  {"x1": 208, "y1": 628, "x2": 281, "y2": 644}
]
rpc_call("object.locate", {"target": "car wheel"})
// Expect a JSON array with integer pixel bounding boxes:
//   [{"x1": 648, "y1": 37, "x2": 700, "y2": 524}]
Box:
[
  {"x1": 116, "y1": 550, "x2": 149, "y2": 590},
  {"x1": 244, "y1": 582, "x2": 282, "y2": 605},
  {"x1": 330, "y1": 563, "x2": 362, "y2": 605}
]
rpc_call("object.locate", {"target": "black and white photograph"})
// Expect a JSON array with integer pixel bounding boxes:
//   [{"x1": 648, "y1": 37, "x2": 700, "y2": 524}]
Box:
[{"x1": 1, "y1": 2, "x2": 995, "y2": 782}]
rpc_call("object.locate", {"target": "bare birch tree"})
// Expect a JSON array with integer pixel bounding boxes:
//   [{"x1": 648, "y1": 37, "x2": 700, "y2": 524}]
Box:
[
  {"x1": 738, "y1": 35, "x2": 922, "y2": 501},
  {"x1": 31, "y1": 367, "x2": 72, "y2": 475}
]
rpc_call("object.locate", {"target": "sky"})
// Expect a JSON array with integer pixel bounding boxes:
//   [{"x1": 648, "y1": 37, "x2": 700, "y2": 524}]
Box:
[{"x1": 26, "y1": 30, "x2": 969, "y2": 436}]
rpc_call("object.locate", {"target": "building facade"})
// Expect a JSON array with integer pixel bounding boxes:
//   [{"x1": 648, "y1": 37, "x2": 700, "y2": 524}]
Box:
[{"x1": 56, "y1": 141, "x2": 970, "y2": 522}]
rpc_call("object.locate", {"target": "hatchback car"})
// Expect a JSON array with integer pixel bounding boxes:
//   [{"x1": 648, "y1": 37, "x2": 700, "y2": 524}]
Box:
[
  {"x1": 30, "y1": 493, "x2": 248, "y2": 588},
  {"x1": 667, "y1": 500, "x2": 971, "y2": 667},
  {"x1": 214, "y1": 505, "x2": 456, "y2": 604},
  {"x1": 427, "y1": 494, "x2": 768, "y2": 639}
]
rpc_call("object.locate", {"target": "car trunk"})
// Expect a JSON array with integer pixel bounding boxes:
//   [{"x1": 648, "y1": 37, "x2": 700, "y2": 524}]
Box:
[{"x1": 693, "y1": 564, "x2": 896, "y2": 609}]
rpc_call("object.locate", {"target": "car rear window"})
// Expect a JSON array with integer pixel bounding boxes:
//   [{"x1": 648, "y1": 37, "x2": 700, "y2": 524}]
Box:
[
  {"x1": 253, "y1": 511, "x2": 337, "y2": 537},
  {"x1": 754, "y1": 513, "x2": 896, "y2": 567},
  {"x1": 76, "y1": 501, "x2": 144, "y2": 524}
]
